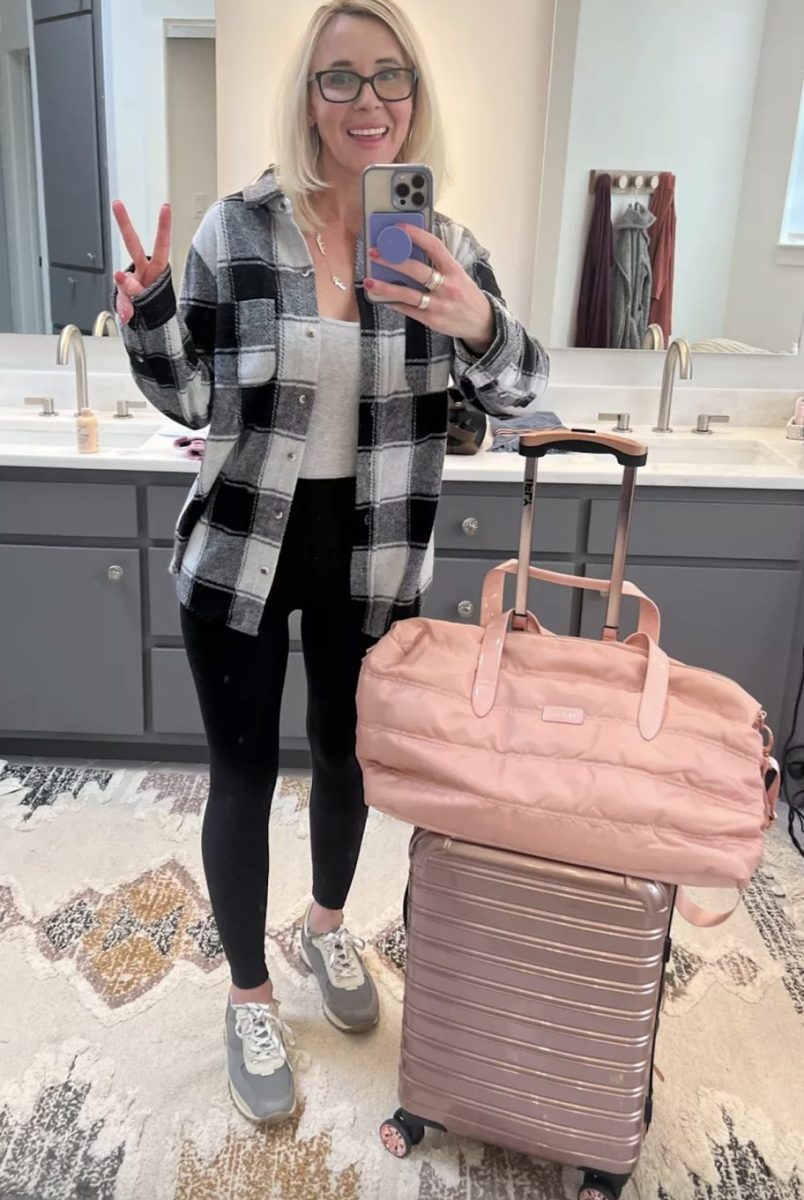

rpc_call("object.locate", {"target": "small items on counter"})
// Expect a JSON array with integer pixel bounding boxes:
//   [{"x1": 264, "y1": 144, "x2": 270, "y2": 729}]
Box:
[
  {"x1": 75, "y1": 407, "x2": 99, "y2": 454},
  {"x1": 785, "y1": 396, "x2": 804, "y2": 441}
]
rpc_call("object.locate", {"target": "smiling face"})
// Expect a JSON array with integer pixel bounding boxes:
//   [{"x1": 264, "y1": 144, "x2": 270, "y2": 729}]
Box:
[{"x1": 308, "y1": 14, "x2": 415, "y2": 181}]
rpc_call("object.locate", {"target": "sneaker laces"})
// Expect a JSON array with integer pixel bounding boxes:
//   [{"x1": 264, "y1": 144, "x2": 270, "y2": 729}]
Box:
[
  {"x1": 233, "y1": 1003, "x2": 295, "y2": 1063},
  {"x1": 317, "y1": 927, "x2": 366, "y2": 983}
]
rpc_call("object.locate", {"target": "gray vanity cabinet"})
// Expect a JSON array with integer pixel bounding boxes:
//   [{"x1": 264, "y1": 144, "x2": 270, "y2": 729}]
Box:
[{"x1": 0, "y1": 470, "x2": 803, "y2": 762}]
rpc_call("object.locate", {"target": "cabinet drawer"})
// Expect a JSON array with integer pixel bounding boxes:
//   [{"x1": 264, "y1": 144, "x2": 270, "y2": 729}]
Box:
[
  {"x1": 148, "y1": 548, "x2": 302, "y2": 641},
  {"x1": 150, "y1": 648, "x2": 308, "y2": 739},
  {"x1": 436, "y1": 493, "x2": 579, "y2": 554},
  {"x1": 149, "y1": 548, "x2": 180, "y2": 637},
  {"x1": 0, "y1": 481, "x2": 137, "y2": 538},
  {"x1": 147, "y1": 485, "x2": 190, "y2": 539},
  {"x1": 426, "y1": 557, "x2": 577, "y2": 634},
  {"x1": 588, "y1": 499, "x2": 804, "y2": 560}
]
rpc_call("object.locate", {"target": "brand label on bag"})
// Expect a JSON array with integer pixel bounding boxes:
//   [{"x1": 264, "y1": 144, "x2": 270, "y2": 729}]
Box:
[{"x1": 542, "y1": 706, "x2": 585, "y2": 725}]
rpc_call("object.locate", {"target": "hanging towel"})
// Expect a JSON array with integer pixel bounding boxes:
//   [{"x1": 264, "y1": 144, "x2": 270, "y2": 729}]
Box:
[
  {"x1": 575, "y1": 173, "x2": 613, "y2": 347},
  {"x1": 648, "y1": 172, "x2": 677, "y2": 342},
  {"x1": 612, "y1": 202, "x2": 656, "y2": 349}
]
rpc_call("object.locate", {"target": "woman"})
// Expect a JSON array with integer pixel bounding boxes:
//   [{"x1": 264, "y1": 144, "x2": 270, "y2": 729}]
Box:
[{"x1": 112, "y1": 0, "x2": 548, "y2": 1125}]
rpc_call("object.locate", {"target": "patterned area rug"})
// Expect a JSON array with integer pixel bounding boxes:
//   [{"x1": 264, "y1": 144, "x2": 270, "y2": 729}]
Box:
[{"x1": 0, "y1": 758, "x2": 803, "y2": 1200}]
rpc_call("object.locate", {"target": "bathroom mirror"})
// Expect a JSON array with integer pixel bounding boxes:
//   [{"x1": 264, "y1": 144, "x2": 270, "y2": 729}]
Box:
[
  {"x1": 532, "y1": 0, "x2": 804, "y2": 353},
  {"x1": 0, "y1": 0, "x2": 216, "y2": 337}
]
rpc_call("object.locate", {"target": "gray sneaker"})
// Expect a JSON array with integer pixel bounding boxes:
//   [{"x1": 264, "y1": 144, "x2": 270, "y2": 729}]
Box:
[
  {"x1": 224, "y1": 1000, "x2": 296, "y2": 1124},
  {"x1": 299, "y1": 907, "x2": 379, "y2": 1033}
]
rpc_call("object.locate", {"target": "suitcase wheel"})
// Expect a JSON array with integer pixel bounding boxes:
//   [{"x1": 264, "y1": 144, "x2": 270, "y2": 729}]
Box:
[
  {"x1": 379, "y1": 1118, "x2": 412, "y2": 1158},
  {"x1": 379, "y1": 1112, "x2": 425, "y2": 1158},
  {"x1": 579, "y1": 1176, "x2": 620, "y2": 1200}
]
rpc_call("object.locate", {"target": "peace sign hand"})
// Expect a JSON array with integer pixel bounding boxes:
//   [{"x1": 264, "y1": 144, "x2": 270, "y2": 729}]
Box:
[{"x1": 111, "y1": 200, "x2": 172, "y2": 326}]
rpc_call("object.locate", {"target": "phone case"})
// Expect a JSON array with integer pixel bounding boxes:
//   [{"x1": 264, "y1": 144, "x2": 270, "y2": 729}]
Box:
[{"x1": 363, "y1": 164, "x2": 433, "y2": 300}]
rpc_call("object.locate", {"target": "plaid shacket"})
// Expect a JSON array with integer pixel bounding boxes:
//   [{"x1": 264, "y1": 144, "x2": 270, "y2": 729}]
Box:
[{"x1": 120, "y1": 168, "x2": 549, "y2": 637}]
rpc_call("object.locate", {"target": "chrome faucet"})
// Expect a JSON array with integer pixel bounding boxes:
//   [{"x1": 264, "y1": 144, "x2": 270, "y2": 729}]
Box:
[
  {"x1": 57, "y1": 324, "x2": 89, "y2": 413},
  {"x1": 93, "y1": 310, "x2": 118, "y2": 337},
  {"x1": 654, "y1": 337, "x2": 692, "y2": 432},
  {"x1": 641, "y1": 323, "x2": 664, "y2": 350}
]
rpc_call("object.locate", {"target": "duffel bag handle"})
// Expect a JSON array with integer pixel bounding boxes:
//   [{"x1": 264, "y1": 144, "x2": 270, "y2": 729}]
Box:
[{"x1": 481, "y1": 560, "x2": 662, "y2": 643}]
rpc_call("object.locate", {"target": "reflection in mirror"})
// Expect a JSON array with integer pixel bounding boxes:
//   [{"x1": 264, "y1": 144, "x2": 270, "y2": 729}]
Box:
[
  {"x1": 0, "y1": 0, "x2": 216, "y2": 336},
  {"x1": 533, "y1": 0, "x2": 804, "y2": 353}
]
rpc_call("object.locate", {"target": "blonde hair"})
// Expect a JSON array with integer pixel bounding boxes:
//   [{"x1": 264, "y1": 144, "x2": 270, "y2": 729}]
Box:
[{"x1": 275, "y1": 0, "x2": 447, "y2": 231}]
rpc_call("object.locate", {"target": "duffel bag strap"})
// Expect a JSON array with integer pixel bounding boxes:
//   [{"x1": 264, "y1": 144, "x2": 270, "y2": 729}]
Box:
[
  {"x1": 481, "y1": 560, "x2": 662, "y2": 642},
  {"x1": 675, "y1": 888, "x2": 742, "y2": 927}
]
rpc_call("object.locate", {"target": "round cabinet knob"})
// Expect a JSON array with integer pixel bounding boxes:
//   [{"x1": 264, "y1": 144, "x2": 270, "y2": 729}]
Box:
[
  {"x1": 461, "y1": 516, "x2": 479, "y2": 537},
  {"x1": 106, "y1": 564, "x2": 124, "y2": 582},
  {"x1": 457, "y1": 600, "x2": 475, "y2": 618}
]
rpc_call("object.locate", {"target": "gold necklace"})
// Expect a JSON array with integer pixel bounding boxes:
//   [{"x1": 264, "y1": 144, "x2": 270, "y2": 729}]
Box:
[{"x1": 314, "y1": 232, "x2": 350, "y2": 292}]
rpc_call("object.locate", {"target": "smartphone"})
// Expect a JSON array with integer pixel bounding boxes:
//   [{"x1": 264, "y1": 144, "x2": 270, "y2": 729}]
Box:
[{"x1": 362, "y1": 163, "x2": 434, "y2": 301}]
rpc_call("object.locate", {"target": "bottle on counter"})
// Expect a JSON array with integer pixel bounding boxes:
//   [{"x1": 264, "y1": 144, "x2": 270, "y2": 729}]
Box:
[{"x1": 76, "y1": 407, "x2": 99, "y2": 453}]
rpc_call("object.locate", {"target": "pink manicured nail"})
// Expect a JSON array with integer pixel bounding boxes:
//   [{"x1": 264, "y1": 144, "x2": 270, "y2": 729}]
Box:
[{"x1": 364, "y1": 278, "x2": 376, "y2": 289}]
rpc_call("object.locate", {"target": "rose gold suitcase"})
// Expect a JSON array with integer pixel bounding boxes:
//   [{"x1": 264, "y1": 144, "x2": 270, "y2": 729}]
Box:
[
  {"x1": 379, "y1": 432, "x2": 670, "y2": 1200},
  {"x1": 380, "y1": 831, "x2": 673, "y2": 1200}
]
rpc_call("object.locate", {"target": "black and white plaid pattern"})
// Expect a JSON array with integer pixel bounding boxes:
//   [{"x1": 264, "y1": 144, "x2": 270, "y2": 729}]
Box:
[{"x1": 120, "y1": 168, "x2": 549, "y2": 637}]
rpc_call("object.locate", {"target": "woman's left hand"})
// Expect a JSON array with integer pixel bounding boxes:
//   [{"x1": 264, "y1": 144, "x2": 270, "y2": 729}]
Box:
[{"x1": 364, "y1": 225, "x2": 495, "y2": 355}]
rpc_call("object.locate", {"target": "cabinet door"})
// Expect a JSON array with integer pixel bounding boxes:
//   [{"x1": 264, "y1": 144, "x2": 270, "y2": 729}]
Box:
[
  {"x1": 34, "y1": 10, "x2": 105, "y2": 270},
  {"x1": 426, "y1": 557, "x2": 577, "y2": 634},
  {"x1": 0, "y1": 546, "x2": 143, "y2": 734},
  {"x1": 580, "y1": 564, "x2": 801, "y2": 731}
]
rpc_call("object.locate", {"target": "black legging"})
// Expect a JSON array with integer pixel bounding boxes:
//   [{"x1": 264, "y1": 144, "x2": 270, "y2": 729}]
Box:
[{"x1": 180, "y1": 479, "x2": 376, "y2": 989}]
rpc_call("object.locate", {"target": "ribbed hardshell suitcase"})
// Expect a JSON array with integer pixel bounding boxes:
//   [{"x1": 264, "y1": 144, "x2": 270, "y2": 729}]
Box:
[
  {"x1": 383, "y1": 831, "x2": 673, "y2": 1200},
  {"x1": 378, "y1": 430, "x2": 669, "y2": 1200}
]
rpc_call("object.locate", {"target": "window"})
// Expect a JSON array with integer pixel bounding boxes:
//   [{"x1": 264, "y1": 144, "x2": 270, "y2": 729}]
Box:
[{"x1": 781, "y1": 85, "x2": 804, "y2": 246}]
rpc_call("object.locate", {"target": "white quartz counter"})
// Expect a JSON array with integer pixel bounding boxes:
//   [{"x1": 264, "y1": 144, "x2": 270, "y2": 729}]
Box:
[
  {"x1": 1, "y1": 375, "x2": 803, "y2": 487},
  {"x1": 1, "y1": 410, "x2": 803, "y2": 488}
]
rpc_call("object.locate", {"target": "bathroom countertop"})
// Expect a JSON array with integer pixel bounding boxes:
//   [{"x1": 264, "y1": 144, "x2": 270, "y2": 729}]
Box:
[{"x1": 1, "y1": 413, "x2": 804, "y2": 489}]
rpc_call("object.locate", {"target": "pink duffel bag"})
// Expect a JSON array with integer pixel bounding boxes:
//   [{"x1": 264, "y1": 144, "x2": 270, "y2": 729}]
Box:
[{"x1": 356, "y1": 560, "x2": 779, "y2": 922}]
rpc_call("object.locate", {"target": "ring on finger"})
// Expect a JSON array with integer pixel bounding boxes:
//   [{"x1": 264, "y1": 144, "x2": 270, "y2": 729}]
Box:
[
  {"x1": 417, "y1": 291, "x2": 431, "y2": 311},
  {"x1": 425, "y1": 268, "x2": 445, "y2": 292}
]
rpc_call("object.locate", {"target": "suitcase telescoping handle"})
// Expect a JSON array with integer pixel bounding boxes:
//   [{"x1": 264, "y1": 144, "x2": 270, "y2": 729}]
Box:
[{"x1": 514, "y1": 429, "x2": 648, "y2": 639}]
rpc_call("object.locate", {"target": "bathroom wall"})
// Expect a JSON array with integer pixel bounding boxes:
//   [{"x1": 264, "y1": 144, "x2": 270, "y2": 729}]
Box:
[
  {"x1": 100, "y1": 0, "x2": 214, "y2": 269},
  {"x1": 725, "y1": 0, "x2": 804, "y2": 352},
  {"x1": 543, "y1": 0, "x2": 768, "y2": 348},
  {"x1": 214, "y1": 0, "x2": 555, "y2": 322}
]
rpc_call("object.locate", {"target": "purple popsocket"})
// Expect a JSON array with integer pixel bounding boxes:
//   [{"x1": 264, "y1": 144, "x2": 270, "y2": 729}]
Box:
[{"x1": 376, "y1": 225, "x2": 412, "y2": 264}]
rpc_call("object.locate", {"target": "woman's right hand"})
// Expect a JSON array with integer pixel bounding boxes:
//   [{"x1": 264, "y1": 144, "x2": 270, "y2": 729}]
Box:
[{"x1": 111, "y1": 200, "x2": 172, "y2": 326}]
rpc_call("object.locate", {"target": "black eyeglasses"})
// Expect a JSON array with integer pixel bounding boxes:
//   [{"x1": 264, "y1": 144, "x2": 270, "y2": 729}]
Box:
[{"x1": 308, "y1": 67, "x2": 418, "y2": 104}]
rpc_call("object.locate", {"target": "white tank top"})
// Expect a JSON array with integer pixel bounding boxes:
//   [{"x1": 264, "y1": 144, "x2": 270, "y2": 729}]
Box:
[{"x1": 299, "y1": 317, "x2": 361, "y2": 479}]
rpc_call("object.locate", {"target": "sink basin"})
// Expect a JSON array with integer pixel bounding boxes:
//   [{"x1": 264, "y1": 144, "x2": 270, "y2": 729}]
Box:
[
  {"x1": 639, "y1": 437, "x2": 791, "y2": 467},
  {"x1": 560, "y1": 436, "x2": 792, "y2": 468},
  {"x1": 0, "y1": 417, "x2": 161, "y2": 452}
]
